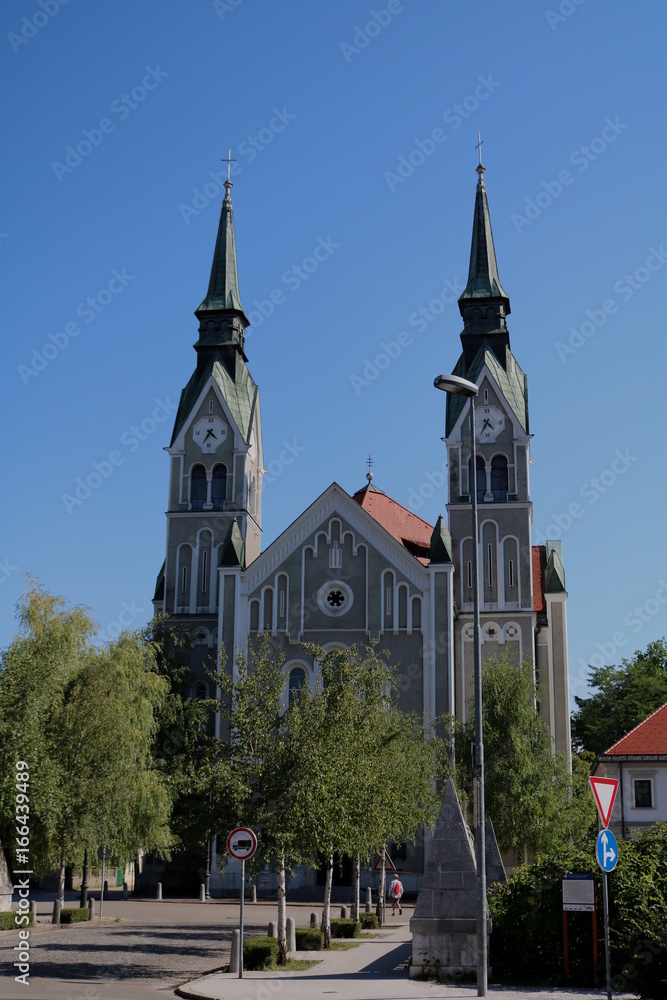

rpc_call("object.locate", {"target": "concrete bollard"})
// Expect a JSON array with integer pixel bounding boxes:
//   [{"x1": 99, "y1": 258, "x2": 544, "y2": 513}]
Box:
[
  {"x1": 365, "y1": 900, "x2": 372, "y2": 913},
  {"x1": 251, "y1": 884, "x2": 257, "y2": 903},
  {"x1": 268, "y1": 920, "x2": 277, "y2": 938},
  {"x1": 51, "y1": 899, "x2": 61, "y2": 925},
  {"x1": 88, "y1": 898, "x2": 95, "y2": 920},
  {"x1": 30, "y1": 900, "x2": 38, "y2": 924},
  {"x1": 340, "y1": 905, "x2": 348, "y2": 918},
  {"x1": 365, "y1": 886, "x2": 372, "y2": 906},
  {"x1": 156, "y1": 882, "x2": 162, "y2": 900},
  {"x1": 122, "y1": 881, "x2": 128, "y2": 900},
  {"x1": 103, "y1": 880, "x2": 108, "y2": 894},
  {"x1": 230, "y1": 928, "x2": 240, "y2": 973},
  {"x1": 286, "y1": 916, "x2": 296, "y2": 953},
  {"x1": 199, "y1": 883, "x2": 206, "y2": 902},
  {"x1": 310, "y1": 911, "x2": 318, "y2": 928}
]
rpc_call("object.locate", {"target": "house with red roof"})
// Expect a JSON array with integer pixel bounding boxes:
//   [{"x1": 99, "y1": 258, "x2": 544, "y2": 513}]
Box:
[
  {"x1": 152, "y1": 156, "x2": 571, "y2": 894},
  {"x1": 595, "y1": 702, "x2": 667, "y2": 838}
]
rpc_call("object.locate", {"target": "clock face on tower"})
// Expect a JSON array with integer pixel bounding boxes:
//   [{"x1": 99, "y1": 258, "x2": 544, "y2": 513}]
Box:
[
  {"x1": 476, "y1": 405, "x2": 505, "y2": 443},
  {"x1": 193, "y1": 416, "x2": 227, "y2": 453}
]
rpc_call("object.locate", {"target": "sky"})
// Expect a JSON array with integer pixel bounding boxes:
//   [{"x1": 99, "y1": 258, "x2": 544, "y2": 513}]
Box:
[{"x1": 1, "y1": 0, "x2": 666, "y2": 713}]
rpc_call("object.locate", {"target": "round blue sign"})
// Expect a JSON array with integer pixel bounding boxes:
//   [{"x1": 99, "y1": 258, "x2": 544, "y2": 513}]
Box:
[{"x1": 596, "y1": 828, "x2": 618, "y2": 872}]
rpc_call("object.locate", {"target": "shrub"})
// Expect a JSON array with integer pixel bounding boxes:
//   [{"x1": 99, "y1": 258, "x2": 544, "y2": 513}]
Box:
[
  {"x1": 330, "y1": 918, "x2": 360, "y2": 939},
  {"x1": 243, "y1": 935, "x2": 279, "y2": 970},
  {"x1": 295, "y1": 927, "x2": 323, "y2": 950},
  {"x1": 0, "y1": 910, "x2": 34, "y2": 931},
  {"x1": 60, "y1": 907, "x2": 90, "y2": 924},
  {"x1": 360, "y1": 912, "x2": 379, "y2": 930}
]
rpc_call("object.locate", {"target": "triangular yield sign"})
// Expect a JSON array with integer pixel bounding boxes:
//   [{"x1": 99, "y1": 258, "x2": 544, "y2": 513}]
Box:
[
  {"x1": 589, "y1": 776, "x2": 618, "y2": 828},
  {"x1": 372, "y1": 850, "x2": 396, "y2": 872}
]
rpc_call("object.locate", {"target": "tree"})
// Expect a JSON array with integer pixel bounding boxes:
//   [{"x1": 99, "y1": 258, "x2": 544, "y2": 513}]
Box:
[
  {"x1": 0, "y1": 585, "x2": 173, "y2": 899},
  {"x1": 572, "y1": 638, "x2": 667, "y2": 756},
  {"x1": 450, "y1": 653, "x2": 596, "y2": 860}
]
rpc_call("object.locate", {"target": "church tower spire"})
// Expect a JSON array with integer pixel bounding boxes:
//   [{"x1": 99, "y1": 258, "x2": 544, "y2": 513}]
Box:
[
  {"x1": 458, "y1": 144, "x2": 511, "y2": 367},
  {"x1": 194, "y1": 170, "x2": 249, "y2": 375}
]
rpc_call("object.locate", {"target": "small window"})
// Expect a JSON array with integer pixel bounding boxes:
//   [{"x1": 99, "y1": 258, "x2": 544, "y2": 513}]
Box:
[
  {"x1": 488, "y1": 544, "x2": 494, "y2": 587},
  {"x1": 634, "y1": 779, "x2": 653, "y2": 809},
  {"x1": 181, "y1": 566, "x2": 188, "y2": 595},
  {"x1": 491, "y1": 456, "x2": 508, "y2": 502},
  {"x1": 469, "y1": 456, "x2": 486, "y2": 503},
  {"x1": 288, "y1": 667, "x2": 307, "y2": 705},
  {"x1": 211, "y1": 464, "x2": 227, "y2": 510},
  {"x1": 194, "y1": 682, "x2": 208, "y2": 700},
  {"x1": 483, "y1": 388, "x2": 489, "y2": 403},
  {"x1": 279, "y1": 590, "x2": 285, "y2": 617},
  {"x1": 190, "y1": 465, "x2": 207, "y2": 511},
  {"x1": 208, "y1": 400, "x2": 213, "y2": 413},
  {"x1": 386, "y1": 588, "x2": 392, "y2": 616},
  {"x1": 201, "y1": 550, "x2": 208, "y2": 593},
  {"x1": 467, "y1": 560, "x2": 472, "y2": 589},
  {"x1": 508, "y1": 559, "x2": 514, "y2": 589}
]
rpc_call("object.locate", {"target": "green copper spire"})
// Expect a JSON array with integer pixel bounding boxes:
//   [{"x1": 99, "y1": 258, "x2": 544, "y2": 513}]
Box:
[
  {"x1": 194, "y1": 166, "x2": 250, "y2": 374},
  {"x1": 198, "y1": 177, "x2": 245, "y2": 315},
  {"x1": 460, "y1": 160, "x2": 509, "y2": 303},
  {"x1": 457, "y1": 146, "x2": 511, "y2": 367}
]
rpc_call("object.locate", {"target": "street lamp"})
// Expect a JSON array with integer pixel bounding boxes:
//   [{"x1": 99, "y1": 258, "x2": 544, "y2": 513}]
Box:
[{"x1": 433, "y1": 372, "x2": 487, "y2": 997}]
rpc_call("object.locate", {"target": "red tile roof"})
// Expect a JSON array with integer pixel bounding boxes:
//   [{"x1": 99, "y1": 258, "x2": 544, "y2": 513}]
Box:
[
  {"x1": 532, "y1": 545, "x2": 546, "y2": 612},
  {"x1": 602, "y1": 702, "x2": 667, "y2": 757},
  {"x1": 353, "y1": 485, "x2": 433, "y2": 564}
]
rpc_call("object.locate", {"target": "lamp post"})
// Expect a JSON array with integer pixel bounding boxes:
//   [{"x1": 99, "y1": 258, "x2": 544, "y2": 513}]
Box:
[{"x1": 433, "y1": 372, "x2": 487, "y2": 997}]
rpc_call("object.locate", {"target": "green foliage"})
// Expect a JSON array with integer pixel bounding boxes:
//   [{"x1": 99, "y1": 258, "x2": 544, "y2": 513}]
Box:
[
  {"x1": 360, "y1": 912, "x2": 379, "y2": 929},
  {"x1": 330, "y1": 917, "x2": 361, "y2": 938},
  {"x1": 449, "y1": 653, "x2": 596, "y2": 858},
  {"x1": 59, "y1": 907, "x2": 90, "y2": 924},
  {"x1": 489, "y1": 826, "x2": 667, "y2": 995},
  {"x1": 0, "y1": 910, "x2": 33, "y2": 930},
  {"x1": 0, "y1": 585, "x2": 173, "y2": 882},
  {"x1": 572, "y1": 638, "x2": 667, "y2": 755},
  {"x1": 295, "y1": 927, "x2": 323, "y2": 950},
  {"x1": 243, "y1": 935, "x2": 279, "y2": 970}
]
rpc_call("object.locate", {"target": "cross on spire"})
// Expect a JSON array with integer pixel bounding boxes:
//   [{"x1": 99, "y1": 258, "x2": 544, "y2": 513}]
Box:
[
  {"x1": 221, "y1": 148, "x2": 237, "y2": 187},
  {"x1": 366, "y1": 454, "x2": 374, "y2": 484},
  {"x1": 475, "y1": 132, "x2": 484, "y2": 166},
  {"x1": 475, "y1": 132, "x2": 486, "y2": 185}
]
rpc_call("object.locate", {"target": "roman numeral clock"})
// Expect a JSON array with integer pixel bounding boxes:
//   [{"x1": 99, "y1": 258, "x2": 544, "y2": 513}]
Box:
[
  {"x1": 193, "y1": 416, "x2": 227, "y2": 453},
  {"x1": 475, "y1": 406, "x2": 505, "y2": 442}
]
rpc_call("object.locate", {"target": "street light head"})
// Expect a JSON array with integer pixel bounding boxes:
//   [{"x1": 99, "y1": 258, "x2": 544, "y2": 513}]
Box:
[{"x1": 433, "y1": 373, "x2": 479, "y2": 397}]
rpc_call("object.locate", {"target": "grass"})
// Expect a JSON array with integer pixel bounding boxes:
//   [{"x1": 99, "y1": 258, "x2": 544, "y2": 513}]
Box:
[
  {"x1": 283, "y1": 958, "x2": 320, "y2": 970},
  {"x1": 328, "y1": 940, "x2": 361, "y2": 951}
]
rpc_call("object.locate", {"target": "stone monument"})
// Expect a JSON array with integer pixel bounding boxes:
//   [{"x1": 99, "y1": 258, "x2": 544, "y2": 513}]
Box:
[
  {"x1": 410, "y1": 777, "x2": 490, "y2": 980},
  {"x1": 485, "y1": 816, "x2": 507, "y2": 889}
]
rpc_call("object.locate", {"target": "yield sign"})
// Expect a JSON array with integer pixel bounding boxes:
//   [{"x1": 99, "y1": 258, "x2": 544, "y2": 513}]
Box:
[
  {"x1": 373, "y1": 850, "x2": 396, "y2": 873},
  {"x1": 589, "y1": 776, "x2": 619, "y2": 828}
]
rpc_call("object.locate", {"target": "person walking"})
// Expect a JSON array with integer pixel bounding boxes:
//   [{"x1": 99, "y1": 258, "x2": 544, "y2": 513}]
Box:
[{"x1": 388, "y1": 873, "x2": 403, "y2": 915}]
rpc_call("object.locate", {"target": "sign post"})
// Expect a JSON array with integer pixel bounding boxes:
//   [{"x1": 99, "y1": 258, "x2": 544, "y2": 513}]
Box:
[
  {"x1": 589, "y1": 776, "x2": 619, "y2": 1000},
  {"x1": 227, "y1": 826, "x2": 257, "y2": 979}
]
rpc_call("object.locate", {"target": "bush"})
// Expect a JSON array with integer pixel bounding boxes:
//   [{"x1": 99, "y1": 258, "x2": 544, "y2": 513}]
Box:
[
  {"x1": 0, "y1": 910, "x2": 34, "y2": 931},
  {"x1": 330, "y1": 918, "x2": 360, "y2": 939},
  {"x1": 60, "y1": 907, "x2": 90, "y2": 924},
  {"x1": 295, "y1": 927, "x2": 323, "y2": 950},
  {"x1": 489, "y1": 826, "x2": 667, "y2": 997},
  {"x1": 243, "y1": 935, "x2": 279, "y2": 970},
  {"x1": 360, "y1": 912, "x2": 379, "y2": 930}
]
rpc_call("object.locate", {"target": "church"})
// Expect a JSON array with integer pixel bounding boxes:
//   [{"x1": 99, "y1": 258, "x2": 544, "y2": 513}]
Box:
[{"x1": 152, "y1": 155, "x2": 571, "y2": 893}]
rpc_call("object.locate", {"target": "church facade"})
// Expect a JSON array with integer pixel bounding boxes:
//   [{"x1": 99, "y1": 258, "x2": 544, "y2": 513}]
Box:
[{"x1": 153, "y1": 161, "x2": 571, "y2": 893}]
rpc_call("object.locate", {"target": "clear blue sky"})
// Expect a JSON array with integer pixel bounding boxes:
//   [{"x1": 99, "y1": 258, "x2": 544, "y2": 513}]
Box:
[{"x1": 2, "y1": 0, "x2": 666, "y2": 712}]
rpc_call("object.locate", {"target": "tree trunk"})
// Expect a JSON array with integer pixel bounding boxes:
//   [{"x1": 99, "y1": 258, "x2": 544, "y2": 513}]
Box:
[
  {"x1": 353, "y1": 853, "x2": 360, "y2": 922},
  {"x1": 375, "y1": 845, "x2": 386, "y2": 927},
  {"x1": 277, "y1": 845, "x2": 287, "y2": 965},
  {"x1": 321, "y1": 852, "x2": 333, "y2": 948},
  {"x1": 57, "y1": 836, "x2": 67, "y2": 909},
  {"x1": 79, "y1": 847, "x2": 89, "y2": 908}
]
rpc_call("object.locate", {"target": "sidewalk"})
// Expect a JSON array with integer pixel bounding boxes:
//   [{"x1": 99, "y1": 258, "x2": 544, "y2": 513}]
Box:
[{"x1": 176, "y1": 922, "x2": 611, "y2": 1000}]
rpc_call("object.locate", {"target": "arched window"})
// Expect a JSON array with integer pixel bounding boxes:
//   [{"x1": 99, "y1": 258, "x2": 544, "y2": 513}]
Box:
[
  {"x1": 469, "y1": 455, "x2": 486, "y2": 503},
  {"x1": 288, "y1": 667, "x2": 306, "y2": 705},
  {"x1": 190, "y1": 465, "x2": 207, "y2": 511},
  {"x1": 491, "y1": 456, "x2": 509, "y2": 502},
  {"x1": 193, "y1": 682, "x2": 208, "y2": 700},
  {"x1": 211, "y1": 464, "x2": 227, "y2": 509}
]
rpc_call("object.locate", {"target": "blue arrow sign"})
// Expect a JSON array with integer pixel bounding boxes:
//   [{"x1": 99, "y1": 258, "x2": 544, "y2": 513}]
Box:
[{"x1": 596, "y1": 828, "x2": 618, "y2": 872}]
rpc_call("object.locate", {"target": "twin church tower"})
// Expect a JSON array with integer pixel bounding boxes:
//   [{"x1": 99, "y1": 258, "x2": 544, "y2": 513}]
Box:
[{"x1": 152, "y1": 158, "x2": 570, "y2": 889}]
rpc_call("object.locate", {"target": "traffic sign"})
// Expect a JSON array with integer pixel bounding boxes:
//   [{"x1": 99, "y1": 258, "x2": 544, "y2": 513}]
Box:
[
  {"x1": 596, "y1": 829, "x2": 618, "y2": 873},
  {"x1": 589, "y1": 776, "x2": 618, "y2": 828},
  {"x1": 372, "y1": 850, "x2": 396, "y2": 872},
  {"x1": 227, "y1": 827, "x2": 257, "y2": 861}
]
